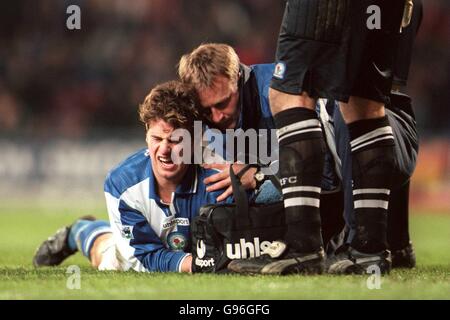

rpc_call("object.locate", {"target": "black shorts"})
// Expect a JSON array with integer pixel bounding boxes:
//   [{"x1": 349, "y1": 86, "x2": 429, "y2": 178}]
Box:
[
  {"x1": 393, "y1": 0, "x2": 422, "y2": 86},
  {"x1": 270, "y1": 0, "x2": 406, "y2": 103}
]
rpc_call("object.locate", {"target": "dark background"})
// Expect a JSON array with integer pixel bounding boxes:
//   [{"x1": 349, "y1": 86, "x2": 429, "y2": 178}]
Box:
[{"x1": 0, "y1": 0, "x2": 448, "y2": 138}]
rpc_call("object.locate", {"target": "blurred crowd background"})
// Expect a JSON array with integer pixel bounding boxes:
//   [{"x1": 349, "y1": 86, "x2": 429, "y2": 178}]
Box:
[
  {"x1": 0, "y1": 0, "x2": 285, "y2": 138},
  {"x1": 0, "y1": 0, "x2": 448, "y2": 137},
  {"x1": 0, "y1": 0, "x2": 448, "y2": 210}
]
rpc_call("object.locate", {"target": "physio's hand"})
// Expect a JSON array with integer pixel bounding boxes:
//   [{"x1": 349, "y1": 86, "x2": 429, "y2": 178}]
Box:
[{"x1": 203, "y1": 163, "x2": 257, "y2": 202}]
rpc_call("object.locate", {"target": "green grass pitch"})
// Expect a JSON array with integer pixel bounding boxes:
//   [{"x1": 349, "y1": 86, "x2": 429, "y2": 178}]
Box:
[{"x1": 0, "y1": 200, "x2": 449, "y2": 300}]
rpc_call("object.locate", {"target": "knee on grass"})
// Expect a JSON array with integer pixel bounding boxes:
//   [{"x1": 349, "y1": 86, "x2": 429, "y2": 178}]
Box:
[{"x1": 89, "y1": 233, "x2": 113, "y2": 269}]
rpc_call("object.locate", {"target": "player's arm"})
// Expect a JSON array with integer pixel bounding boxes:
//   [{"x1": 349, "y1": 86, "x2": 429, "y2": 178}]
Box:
[
  {"x1": 108, "y1": 194, "x2": 192, "y2": 273},
  {"x1": 118, "y1": 200, "x2": 191, "y2": 272},
  {"x1": 104, "y1": 179, "x2": 191, "y2": 273}
]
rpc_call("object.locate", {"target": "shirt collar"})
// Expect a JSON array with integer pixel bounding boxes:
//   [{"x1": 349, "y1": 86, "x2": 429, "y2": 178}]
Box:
[
  {"x1": 148, "y1": 157, "x2": 199, "y2": 200},
  {"x1": 175, "y1": 165, "x2": 198, "y2": 195}
]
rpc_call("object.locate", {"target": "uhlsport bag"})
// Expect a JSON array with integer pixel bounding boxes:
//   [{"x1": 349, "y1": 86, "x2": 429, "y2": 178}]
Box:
[{"x1": 191, "y1": 165, "x2": 285, "y2": 273}]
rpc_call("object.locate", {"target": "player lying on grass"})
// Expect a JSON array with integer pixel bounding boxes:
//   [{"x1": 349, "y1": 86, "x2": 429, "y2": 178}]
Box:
[{"x1": 33, "y1": 81, "x2": 238, "y2": 273}]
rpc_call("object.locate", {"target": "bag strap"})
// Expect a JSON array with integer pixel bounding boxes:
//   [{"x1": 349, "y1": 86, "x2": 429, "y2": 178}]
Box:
[{"x1": 229, "y1": 165, "x2": 251, "y2": 226}]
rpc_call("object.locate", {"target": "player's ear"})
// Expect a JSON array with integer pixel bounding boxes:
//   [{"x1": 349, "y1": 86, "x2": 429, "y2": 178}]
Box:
[{"x1": 145, "y1": 123, "x2": 150, "y2": 143}]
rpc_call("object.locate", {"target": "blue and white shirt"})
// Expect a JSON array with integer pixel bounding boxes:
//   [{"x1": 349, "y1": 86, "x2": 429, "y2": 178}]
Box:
[{"x1": 104, "y1": 148, "x2": 227, "y2": 273}]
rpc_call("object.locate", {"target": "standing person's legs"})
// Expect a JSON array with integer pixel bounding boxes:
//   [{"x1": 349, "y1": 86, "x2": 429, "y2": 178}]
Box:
[
  {"x1": 228, "y1": 0, "x2": 350, "y2": 275},
  {"x1": 329, "y1": 0, "x2": 421, "y2": 273},
  {"x1": 228, "y1": 0, "x2": 407, "y2": 275},
  {"x1": 340, "y1": 98, "x2": 396, "y2": 255},
  {"x1": 270, "y1": 92, "x2": 325, "y2": 257},
  {"x1": 331, "y1": 105, "x2": 416, "y2": 269},
  {"x1": 328, "y1": 0, "x2": 407, "y2": 274},
  {"x1": 268, "y1": 0, "x2": 353, "y2": 271}
]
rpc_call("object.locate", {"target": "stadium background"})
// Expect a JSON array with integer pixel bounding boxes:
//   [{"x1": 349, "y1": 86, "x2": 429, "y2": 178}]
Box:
[
  {"x1": 0, "y1": 0, "x2": 448, "y2": 211},
  {"x1": 0, "y1": 0, "x2": 448, "y2": 300}
]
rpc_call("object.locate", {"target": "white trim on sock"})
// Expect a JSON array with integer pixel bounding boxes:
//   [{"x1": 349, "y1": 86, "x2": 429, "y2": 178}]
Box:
[
  {"x1": 354, "y1": 200, "x2": 389, "y2": 210},
  {"x1": 284, "y1": 197, "x2": 320, "y2": 208}
]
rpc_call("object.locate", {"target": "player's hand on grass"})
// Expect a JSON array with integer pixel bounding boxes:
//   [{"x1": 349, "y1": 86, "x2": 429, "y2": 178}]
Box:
[{"x1": 203, "y1": 163, "x2": 257, "y2": 202}]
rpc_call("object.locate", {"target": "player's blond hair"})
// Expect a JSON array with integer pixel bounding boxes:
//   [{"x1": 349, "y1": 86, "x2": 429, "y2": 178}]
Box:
[
  {"x1": 139, "y1": 81, "x2": 201, "y2": 133},
  {"x1": 178, "y1": 43, "x2": 240, "y2": 90}
]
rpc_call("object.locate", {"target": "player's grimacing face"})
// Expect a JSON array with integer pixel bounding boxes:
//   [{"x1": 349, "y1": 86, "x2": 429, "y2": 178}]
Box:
[
  {"x1": 146, "y1": 119, "x2": 189, "y2": 183},
  {"x1": 197, "y1": 76, "x2": 239, "y2": 130}
]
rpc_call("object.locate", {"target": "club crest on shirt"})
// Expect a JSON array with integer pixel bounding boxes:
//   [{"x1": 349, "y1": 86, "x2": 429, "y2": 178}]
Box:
[
  {"x1": 167, "y1": 232, "x2": 187, "y2": 251},
  {"x1": 121, "y1": 225, "x2": 134, "y2": 240},
  {"x1": 273, "y1": 61, "x2": 286, "y2": 79}
]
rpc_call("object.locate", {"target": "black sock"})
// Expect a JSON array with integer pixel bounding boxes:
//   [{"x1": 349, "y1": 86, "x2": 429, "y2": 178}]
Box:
[
  {"x1": 387, "y1": 182, "x2": 411, "y2": 251},
  {"x1": 274, "y1": 108, "x2": 325, "y2": 253},
  {"x1": 348, "y1": 116, "x2": 396, "y2": 253}
]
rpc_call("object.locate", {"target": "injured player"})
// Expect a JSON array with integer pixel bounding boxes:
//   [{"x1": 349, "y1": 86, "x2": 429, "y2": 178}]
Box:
[{"x1": 32, "y1": 80, "x2": 235, "y2": 273}]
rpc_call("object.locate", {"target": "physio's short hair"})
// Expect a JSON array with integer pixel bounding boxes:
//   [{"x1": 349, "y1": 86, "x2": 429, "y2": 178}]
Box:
[
  {"x1": 178, "y1": 43, "x2": 240, "y2": 89},
  {"x1": 139, "y1": 81, "x2": 201, "y2": 132}
]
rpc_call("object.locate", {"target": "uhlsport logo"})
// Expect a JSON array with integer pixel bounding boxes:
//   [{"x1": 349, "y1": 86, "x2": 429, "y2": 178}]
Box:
[
  {"x1": 226, "y1": 237, "x2": 274, "y2": 259},
  {"x1": 273, "y1": 62, "x2": 286, "y2": 79},
  {"x1": 195, "y1": 256, "x2": 215, "y2": 268},
  {"x1": 167, "y1": 232, "x2": 187, "y2": 251},
  {"x1": 196, "y1": 240, "x2": 206, "y2": 259},
  {"x1": 194, "y1": 239, "x2": 215, "y2": 268}
]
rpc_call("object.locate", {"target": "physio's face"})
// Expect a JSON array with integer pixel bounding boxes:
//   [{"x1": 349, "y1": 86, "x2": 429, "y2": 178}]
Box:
[
  {"x1": 146, "y1": 119, "x2": 189, "y2": 184},
  {"x1": 197, "y1": 76, "x2": 239, "y2": 130}
]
